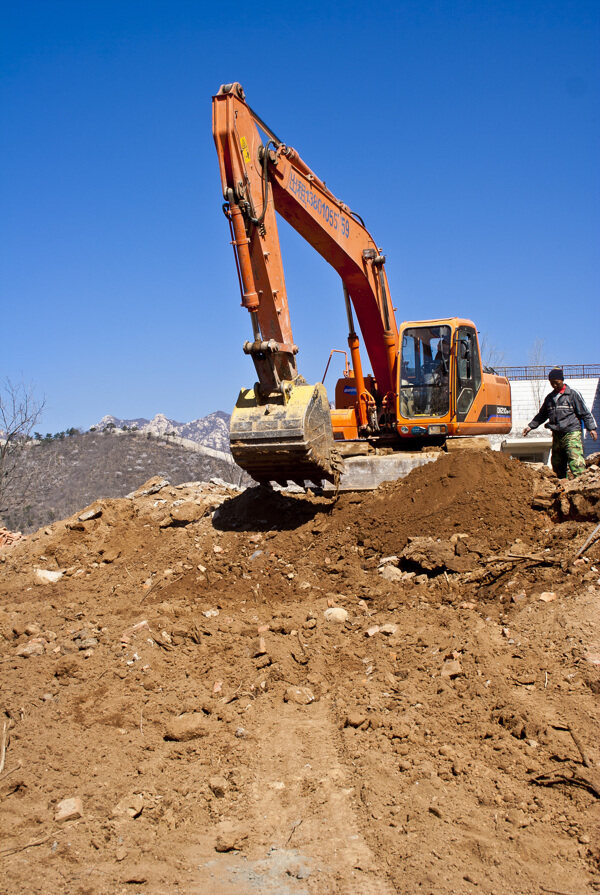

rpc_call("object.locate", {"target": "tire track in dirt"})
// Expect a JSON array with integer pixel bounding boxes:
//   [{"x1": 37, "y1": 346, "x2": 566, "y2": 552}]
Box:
[{"x1": 190, "y1": 699, "x2": 394, "y2": 894}]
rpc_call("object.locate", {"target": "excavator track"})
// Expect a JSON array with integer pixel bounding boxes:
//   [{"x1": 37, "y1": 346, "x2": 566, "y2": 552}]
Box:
[{"x1": 230, "y1": 382, "x2": 343, "y2": 486}]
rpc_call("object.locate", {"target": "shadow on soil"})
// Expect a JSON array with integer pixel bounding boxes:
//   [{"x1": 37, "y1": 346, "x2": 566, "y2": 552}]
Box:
[{"x1": 213, "y1": 485, "x2": 334, "y2": 532}]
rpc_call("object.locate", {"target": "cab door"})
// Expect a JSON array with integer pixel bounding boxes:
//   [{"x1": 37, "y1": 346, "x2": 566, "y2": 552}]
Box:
[{"x1": 454, "y1": 326, "x2": 482, "y2": 421}]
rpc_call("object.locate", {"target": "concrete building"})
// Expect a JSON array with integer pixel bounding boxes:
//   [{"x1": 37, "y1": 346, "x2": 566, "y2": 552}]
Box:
[{"x1": 489, "y1": 364, "x2": 599, "y2": 464}]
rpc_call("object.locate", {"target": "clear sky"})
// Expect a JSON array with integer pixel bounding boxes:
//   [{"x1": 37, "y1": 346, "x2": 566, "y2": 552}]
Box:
[{"x1": 2, "y1": 0, "x2": 598, "y2": 433}]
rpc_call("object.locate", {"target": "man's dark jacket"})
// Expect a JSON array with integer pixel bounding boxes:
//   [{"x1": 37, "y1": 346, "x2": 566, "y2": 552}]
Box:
[{"x1": 528, "y1": 384, "x2": 596, "y2": 434}]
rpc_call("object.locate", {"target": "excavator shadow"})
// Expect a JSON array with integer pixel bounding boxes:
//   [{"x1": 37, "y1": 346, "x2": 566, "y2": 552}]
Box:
[{"x1": 213, "y1": 485, "x2": 333, "y2": 533}]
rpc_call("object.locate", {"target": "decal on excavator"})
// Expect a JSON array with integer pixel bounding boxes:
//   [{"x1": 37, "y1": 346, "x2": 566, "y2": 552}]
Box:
[
  {"x1": 240, "y1": 136, "x2": 251, "y2": 163},
  {"x1": 476, "y1": 404, "x2": 512, "y2": 422},
  {"x1": 288, "y1": 171, "x2": 350, "y2": 239}
]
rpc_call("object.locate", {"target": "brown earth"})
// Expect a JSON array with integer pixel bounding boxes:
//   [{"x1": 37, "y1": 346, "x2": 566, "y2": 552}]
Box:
[{"x1": 1, "y1": 451, "x2": 599, "y2": 895}]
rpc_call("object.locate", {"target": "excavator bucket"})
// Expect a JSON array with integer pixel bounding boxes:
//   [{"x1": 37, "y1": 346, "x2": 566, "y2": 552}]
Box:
[{"x1": 230, "y1": 382, "x2": 342, "y2": 485}]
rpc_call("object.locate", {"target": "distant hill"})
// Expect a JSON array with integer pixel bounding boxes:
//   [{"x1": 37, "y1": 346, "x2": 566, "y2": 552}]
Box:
[
  {"x1": 94, "y1": 411, "x2": 230, "y2": 453},
  {"x1": 1, "y1": 428, "x2": 248, "y2": 534}
]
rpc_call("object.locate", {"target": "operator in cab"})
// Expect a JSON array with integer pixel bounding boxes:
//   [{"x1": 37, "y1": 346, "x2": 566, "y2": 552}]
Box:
[
  {"x1": 522, "y1": 367, "x2": 597, "y2": 478},
  {"x1": 433, "y1": 336, "x2": 450, "y2": 376}
]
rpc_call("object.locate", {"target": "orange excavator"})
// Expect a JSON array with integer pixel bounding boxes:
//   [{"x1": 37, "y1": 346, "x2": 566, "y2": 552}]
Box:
[{"x1": 213, "y1": 83, "x2": 511, "y2": 488}]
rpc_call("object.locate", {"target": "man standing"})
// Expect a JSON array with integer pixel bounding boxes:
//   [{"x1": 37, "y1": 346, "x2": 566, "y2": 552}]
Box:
[{"x1": 522, "y1": 368, "x2": 597, "y2": 478}]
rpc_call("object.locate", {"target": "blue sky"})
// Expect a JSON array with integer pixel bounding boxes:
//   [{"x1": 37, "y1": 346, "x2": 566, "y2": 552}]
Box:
[{"x1": 2, "y1": 0, "x2": 598, "y2": 432}]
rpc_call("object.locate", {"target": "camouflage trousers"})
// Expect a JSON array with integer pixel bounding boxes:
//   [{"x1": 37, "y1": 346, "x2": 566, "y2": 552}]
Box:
[{"x1": 551, "y1": 430, "x2": 586, "y2": 479}]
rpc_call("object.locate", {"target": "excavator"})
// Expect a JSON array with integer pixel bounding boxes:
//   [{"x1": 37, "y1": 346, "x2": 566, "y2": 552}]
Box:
[{"x1": 213, "y1": 82, "x2": 511, "y2": 489}]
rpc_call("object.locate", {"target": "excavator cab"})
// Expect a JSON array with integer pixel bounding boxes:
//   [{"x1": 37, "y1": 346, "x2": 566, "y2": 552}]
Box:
[{"x1": 396, "y1": 318, "x2": 510, "y2": 440}]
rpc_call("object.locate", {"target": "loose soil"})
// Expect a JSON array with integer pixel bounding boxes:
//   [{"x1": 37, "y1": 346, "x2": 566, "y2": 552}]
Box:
[{"x1": 1, "y1": 451, "x2": 599, "y2": 894}]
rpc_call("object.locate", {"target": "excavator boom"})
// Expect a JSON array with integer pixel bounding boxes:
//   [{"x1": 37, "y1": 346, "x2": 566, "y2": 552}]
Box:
[
  {"x1": 213, "y1": 82, "x2": 399, "y2": 484},
  {"x1": 213, "y1": 84, "x2": 398, "y2": 393}
]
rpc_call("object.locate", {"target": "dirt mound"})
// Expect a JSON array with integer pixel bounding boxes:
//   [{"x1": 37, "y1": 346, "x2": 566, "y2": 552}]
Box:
[
  {"x1": 1, "y1": 453, "x2": 599, "y2": 894},
  {"x1": 320, "y1": 448, "x2": 545, "y2": 557}
]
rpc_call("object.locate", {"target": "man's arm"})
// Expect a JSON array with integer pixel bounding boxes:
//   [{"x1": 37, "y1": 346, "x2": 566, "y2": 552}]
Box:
[
  {"x1": 523, "y1": 396, "x2": 550, "y2": 437},
  {"x1": 571, "y1": 389, "x2": 597, "y2": 437}
]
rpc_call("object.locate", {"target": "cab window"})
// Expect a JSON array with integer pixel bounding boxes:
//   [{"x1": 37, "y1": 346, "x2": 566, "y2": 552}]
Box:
[
  {"x1": 455, "y1": 326, "x2": 482, "y2": 420},
  {"x1": 400, "y1": 325, "x2": 451, "y2": 418}
]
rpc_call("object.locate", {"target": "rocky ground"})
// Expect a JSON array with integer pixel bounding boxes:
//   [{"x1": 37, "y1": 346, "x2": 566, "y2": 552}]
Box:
[{"x1": 1, "y1": 450, "x2": 599, "y2": 895}]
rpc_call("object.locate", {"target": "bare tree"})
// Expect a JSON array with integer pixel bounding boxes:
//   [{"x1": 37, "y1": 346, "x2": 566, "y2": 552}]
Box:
[
  {"x1": 528, "y1": 339, "x2": 548, "y2": 411},
  {"x1": 528, "y1": 338, "x2": 546, "y2": 367},
  {"x1": 0, "y1": 379, "x2": 45, "y2": 522},
  {"x1": 478, "y1": 333, "x2": 505, "y2": 371}
]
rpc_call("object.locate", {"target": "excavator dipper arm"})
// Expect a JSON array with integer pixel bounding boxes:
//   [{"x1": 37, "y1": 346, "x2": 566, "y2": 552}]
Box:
[{"x1": 213, "y1": 83, "x2": 398, "y2": 483}]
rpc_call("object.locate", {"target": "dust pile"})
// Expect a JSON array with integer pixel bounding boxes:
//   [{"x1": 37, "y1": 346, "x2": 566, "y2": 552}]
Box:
[{"x1": 1, "y1": 452, "x2": 599, "y2": 895}]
